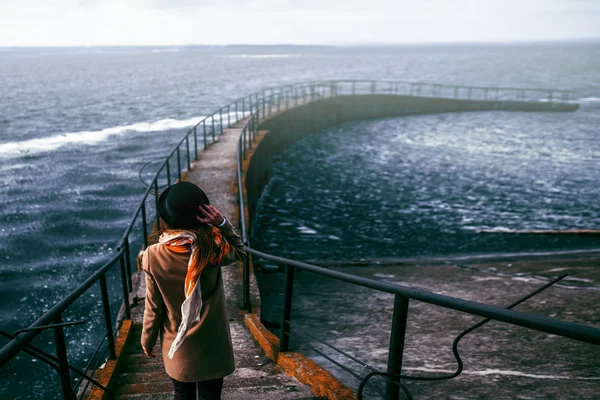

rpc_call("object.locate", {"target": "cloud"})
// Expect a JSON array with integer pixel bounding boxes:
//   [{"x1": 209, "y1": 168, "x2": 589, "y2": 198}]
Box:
[{"x1": 0, "y1": 0, "x2": 598, "y2": 46}]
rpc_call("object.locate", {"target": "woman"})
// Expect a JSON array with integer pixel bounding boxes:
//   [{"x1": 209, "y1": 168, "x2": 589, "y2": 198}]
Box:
[{"x1": 140, "y1": 181, "x2": 245, "y2": 400}]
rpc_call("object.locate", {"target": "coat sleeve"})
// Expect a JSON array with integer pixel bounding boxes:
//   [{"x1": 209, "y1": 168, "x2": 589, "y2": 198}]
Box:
[
  {"x1": 217, "y1": 219, "x2": 246, "y2": 266},
  {"x1": 141, "y1": 248, "x2": 165, "y2": 350}
]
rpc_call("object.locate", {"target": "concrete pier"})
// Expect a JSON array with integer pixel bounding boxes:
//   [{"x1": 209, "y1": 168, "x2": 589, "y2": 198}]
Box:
[
  {"x1": 86, "y1": 83, "x2": 589, "y2": 399},
  {"x1": 109, "y1": 119, "x2": 323, "y2": 399}
]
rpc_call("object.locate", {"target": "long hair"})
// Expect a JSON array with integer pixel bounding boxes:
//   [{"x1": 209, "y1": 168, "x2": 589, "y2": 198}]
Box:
[{"x1": 150, "y1": 218, "x2": 216, "y2": 273}]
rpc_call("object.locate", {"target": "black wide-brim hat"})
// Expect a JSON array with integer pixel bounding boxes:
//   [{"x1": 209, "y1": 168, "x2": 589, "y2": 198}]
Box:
[{"x1": 157, "y1": 182, "x2": 210, "y2": 229}]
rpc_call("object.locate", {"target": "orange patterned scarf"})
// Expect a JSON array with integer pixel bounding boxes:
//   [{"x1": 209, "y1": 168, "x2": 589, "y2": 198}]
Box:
[{"x1": 159, "y1": 226, "x2": 230, "y2": 358}]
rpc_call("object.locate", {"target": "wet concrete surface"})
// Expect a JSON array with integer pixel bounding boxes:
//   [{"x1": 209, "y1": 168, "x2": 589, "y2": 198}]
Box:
[{"x1": 256, "y1": 254, "x2": 600, "y2": 399}]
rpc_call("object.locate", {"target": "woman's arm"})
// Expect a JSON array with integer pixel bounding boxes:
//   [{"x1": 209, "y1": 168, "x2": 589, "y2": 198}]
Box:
[
  {"x1": 197, "y1": 204, "x2": 246, "y2": 265},
  {"x1": 216, "y1": 218, "x2": 246, "y2": 265},
  {"x1": 141, "y1": 249, "x2": 165, "y2": 356}
]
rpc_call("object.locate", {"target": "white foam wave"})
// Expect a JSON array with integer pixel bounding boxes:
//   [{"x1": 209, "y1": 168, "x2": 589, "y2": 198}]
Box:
[
  {"x1": 227, "y1": 54, "x2": 292, "y2": 59},
  {"x1": 403, "y1": 367, "x2": 600, "y2": 380},
  {"x1": 0, "y1": 116, "x2": 204, "y2": 158},
  {"x1": 297, "y1": 226, "x2": 318, "y2": 234},
  {"x1": 151, "y1": 48, "x2": 180, "y2": 53},
  {"x1": 578, "y1": 97, "x2": 600, "y2": 103}
]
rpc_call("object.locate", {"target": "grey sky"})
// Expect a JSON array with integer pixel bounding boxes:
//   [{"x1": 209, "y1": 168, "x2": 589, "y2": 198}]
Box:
[{"x1": 1, "y1": 0, "x2": 599, "y2": 46}]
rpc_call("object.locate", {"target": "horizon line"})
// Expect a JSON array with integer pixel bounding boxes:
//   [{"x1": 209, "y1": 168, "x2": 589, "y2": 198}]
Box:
[{"x1": 1, "y1": 37, "x2": 600, "y2": 49}]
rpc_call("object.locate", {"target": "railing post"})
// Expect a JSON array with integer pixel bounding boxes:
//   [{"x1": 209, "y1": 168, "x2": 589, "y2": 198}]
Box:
[
  {"x1": 242, "y1": 253, "x2": 250, "y2": 311},
  {"x1": 124, "y1": 239, "x2": 133, "y2": 292},
  {"x1": 279, "y1": 264, "x2": 295, "y2": 352},
  {"x1": 385, "y1": 295, "x2": 409, "y2": 400},
  {"x1": 166, "y1": 159, "x2": 171, "y2": 186},
  {"x1": 254, "y1": 113, "x2": 259, "y2": 140},
  {"x1": 262, "y1": 96, "x2": 266, "y2": 118},
  {"x1": 186, "y1": 136, "x2": 191, "y2": 171},
  {"x1": 153, "y1": 179, "x2": 159, "y2": 226},
  {"x1": 120, "y1": 252, "x2": 131, "y2": 319},
  {"x1": 268, "y1": 95, "x2": 273, "y2": 116},
  {"x1": 203, "y1": 121, "x2": 207, "y2": 149},
  {"x1": 99, "y1": 274, "x2": 117, "y2": 359},
  {"x1": 176, "y1": 147, "x2": 182, "y2": 182},
  {"x1": 193, "y1": 127, "x2": 198, "y2": 159},
  {"x1": 228, "y1": 104, "x2": 231, "y2": 127},
  {"x1": 249, "y1": 118, "x2": 254, "y2": 150},
  {"x1": 211, "y1": 116, "x2": 215, "y2": 142},
  {"x1": 219, "y1": 109, "x2": 223, "y2": 134},
  {"x1": 53, "y1": 314, "x2": 72, "y2": 400},
  {"x1": 242, "y1": 127, "x2": 246, "y2": 160},
  {"x1": 242, "y1": 97, "x2": 246, "y2": 115},
  {"x1": 141, "y1": 202, "x2": 148, "y2": 248}
]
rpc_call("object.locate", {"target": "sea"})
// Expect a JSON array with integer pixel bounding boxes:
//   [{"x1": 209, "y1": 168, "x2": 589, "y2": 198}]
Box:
[{"x1": 1, "y1": 42, "x2": 599, "y2": 399}]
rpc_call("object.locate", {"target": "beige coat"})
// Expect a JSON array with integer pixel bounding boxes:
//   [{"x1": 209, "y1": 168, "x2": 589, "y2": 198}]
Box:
[{"x1": 141, "y1": 220, "x2": 245, "y2": 382}]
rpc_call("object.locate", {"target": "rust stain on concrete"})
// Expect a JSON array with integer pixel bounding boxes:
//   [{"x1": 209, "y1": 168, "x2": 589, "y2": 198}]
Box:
[{"x1": 278, "y1": 352, "x2": 357, "y2": 400}]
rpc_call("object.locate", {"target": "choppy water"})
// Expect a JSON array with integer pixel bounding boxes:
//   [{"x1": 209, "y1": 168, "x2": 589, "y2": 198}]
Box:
[
  {"x1": 1, "y1": 42, "x2": 599, "y2": 398},
  {"x1": 251, "y1": 109, "x2": 600, "y2": 261}
]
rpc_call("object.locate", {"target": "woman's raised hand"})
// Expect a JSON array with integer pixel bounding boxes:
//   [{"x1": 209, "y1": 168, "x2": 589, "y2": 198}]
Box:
[{"x1": 196, "y1": 204, "x2": 225, "y2": 226}]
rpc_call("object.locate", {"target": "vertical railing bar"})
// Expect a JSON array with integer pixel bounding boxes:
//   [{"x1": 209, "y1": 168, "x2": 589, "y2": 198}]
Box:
[
  {"x1": 279, "y1": 264, "x2": 295, "y2": 352},
  {"x1": 385, "y1": 295, "x2": 409, "y2": 400},
  {"x1": 119, "y1": 251, "x2": 131, "y2": 319},
  {"x1": 99, "y1": 274, "x2": 117, "y2": 359},
  {"x1": 141, "y1": 202, "x2": 148, "y2": 248},
  {"x1": 193, "y1": 127, "x2": 198, "y2": 160},
  {"x1": 186, "y1": 136, "x2": 191, "y2": 171},
  {"x1": 53, "y1": 313, "x2": 72, "y2": 400},
  {"x1": 219, "y1": 108, "x2": 223, "y2": 135},
  {"x1": 124, "y1": 239, "x2": 132, "y2": 293},
  {"x1": 243, "y1": 255, "x2": 250, "y2": 310},
  {"x1": 166, "y1": 159, "x2": 171, "y2": 187},
  {"x1": 153, "y1": 179, "x2": 160, "y2": 227},
  {"x1": 176, "y1": 147, "x2": 181, "y2": 183},
  {"x1": 211, "y1": 115, "x2": 215, "y2": 142},
  {"x1": 203, "y1": 121, "x2": 207, "y2": 149}
]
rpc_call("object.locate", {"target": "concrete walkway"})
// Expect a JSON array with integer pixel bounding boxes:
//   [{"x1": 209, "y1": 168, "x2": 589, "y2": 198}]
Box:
[{"x1": 111, "y1": 119, "x2": 321, "y2": 399}]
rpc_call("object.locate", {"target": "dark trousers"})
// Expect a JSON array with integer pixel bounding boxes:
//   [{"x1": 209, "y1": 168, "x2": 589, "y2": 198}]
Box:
[{"x1": 172, "y1": 377, "x2": 224, "y2": 400}]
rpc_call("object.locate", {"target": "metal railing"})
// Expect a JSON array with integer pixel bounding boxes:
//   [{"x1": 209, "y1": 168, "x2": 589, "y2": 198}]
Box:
[
  {"x1": 0, "y1": 80, "x2": 581, "y2": 399},
  {"x1": 233, "y1": 82, "x2": 597, "y2": 399}
]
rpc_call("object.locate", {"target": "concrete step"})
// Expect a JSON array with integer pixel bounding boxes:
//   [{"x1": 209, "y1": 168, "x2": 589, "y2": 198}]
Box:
[
  {"x1": 116, "y1": 369, "x2": 320, "y2": 395},
  {"x1": 118, "y1": 361, "x2": 165, "y2": 374},
  {"x1": 119, "y1": 386, "x2": 325, "y2": 400}
]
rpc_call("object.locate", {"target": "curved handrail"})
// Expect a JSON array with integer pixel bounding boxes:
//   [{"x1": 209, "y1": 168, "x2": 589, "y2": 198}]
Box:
[
  {"x1": 245, "y1": 248, "x2": 600, "y2": 345},
  {"x1": 0, "y1": 250, "x2": 124, "y2": 366}
]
